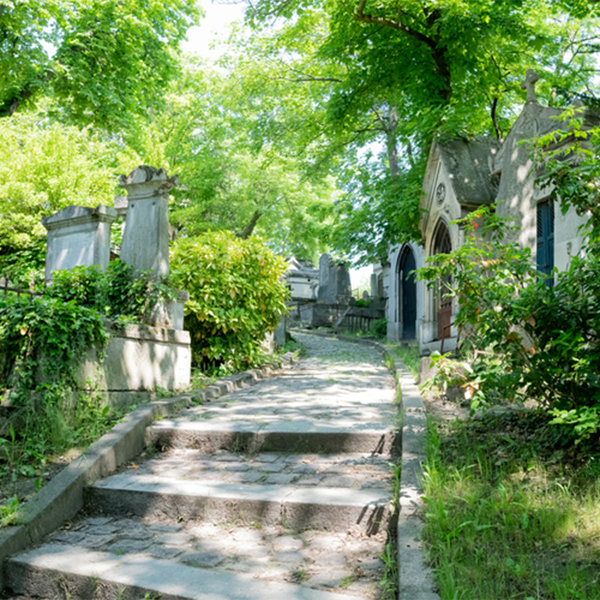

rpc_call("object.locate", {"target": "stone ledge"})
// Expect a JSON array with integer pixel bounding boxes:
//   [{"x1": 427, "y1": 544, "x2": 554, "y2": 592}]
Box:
[
  {"x1": 110, "y1": 323, "x2": 191, "y2": 345},
  {"x1": 42, "y1": 205, "x2": 117, "y2": 230},
  {"x1": 0, "y1": 352, "x2": 295, "y2": 593}
]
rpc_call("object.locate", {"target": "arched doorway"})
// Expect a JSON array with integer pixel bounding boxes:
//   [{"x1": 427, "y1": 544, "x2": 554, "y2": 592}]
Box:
[
  {"x1": 433, "y1": 221, "x2": 452, "y2": 340},
  {"x1": 398, "y1": 246, "x2": 417, "y2": 339}
]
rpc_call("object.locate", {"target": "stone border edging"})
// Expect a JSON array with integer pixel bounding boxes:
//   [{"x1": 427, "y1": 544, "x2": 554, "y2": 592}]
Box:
[
  {"x1": 0, "y1": 352, "x2": 296, "y2": 591},
  {"x1": 294, "y1": 329, "x2": 439, "y2": 600}
]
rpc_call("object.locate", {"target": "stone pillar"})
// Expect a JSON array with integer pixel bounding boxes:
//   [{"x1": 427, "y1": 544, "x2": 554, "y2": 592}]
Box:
[
  {"x1": 119, "y1": 166, "x2": 177, "y2": 278},
  {"x1": 42, "y1": 205, "x2": 117, "y2": 283},
  {"x1": 370, "y1": 274, "x2": 378, "y2": 299},
  {"x1": 317, "y1": 253, "x2": 330, "y2": 301},
  {"x1": 328, "y1": 261, "x2": 353, "y2": 304}
]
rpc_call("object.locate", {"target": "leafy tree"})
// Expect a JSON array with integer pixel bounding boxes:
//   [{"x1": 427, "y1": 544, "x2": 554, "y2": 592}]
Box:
[
  {"x1": 0, "y1": 111, "x2": 139, "y2": 279},
  {"x1": 128, "y1": 58, "x2": 339, "y2": 262},
  {"x1": 0, "y1": 0, "x2": 200, "y2": 130},
  {"x1": 242, "y1": 0, "x2": 600, "y2": 261}
]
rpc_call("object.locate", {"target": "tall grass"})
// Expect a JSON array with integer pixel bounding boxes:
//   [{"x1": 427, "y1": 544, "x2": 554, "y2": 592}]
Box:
[{"x1": 422, "y1": 413, "x2": 600, "y2": 599}]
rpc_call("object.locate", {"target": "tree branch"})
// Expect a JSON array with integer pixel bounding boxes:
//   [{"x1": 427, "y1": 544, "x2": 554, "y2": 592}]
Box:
[{"x1": 355, "y1": 0, "x2": 436, "y2": 51}]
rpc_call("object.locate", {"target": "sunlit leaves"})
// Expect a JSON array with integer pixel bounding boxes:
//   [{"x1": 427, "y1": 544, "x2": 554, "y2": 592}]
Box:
[
  {"x1": 170, "y1": 232, "x2": 289, "y2": 370},
  {"x1": 0, "y1": 0, "x2": 201, "y2": 129}
]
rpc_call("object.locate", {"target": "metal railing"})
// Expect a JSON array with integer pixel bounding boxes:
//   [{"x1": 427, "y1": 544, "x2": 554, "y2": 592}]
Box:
[{"x1": 0, "y1": 277, "x2": 45, "y2": 299}]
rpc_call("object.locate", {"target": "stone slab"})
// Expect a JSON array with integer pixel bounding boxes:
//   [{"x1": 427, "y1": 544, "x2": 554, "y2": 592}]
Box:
[
  {"x1": 147, "y1": 421, "x2": 397, "y2": 454},
  {"x1": 85, "y1": 475, "x2": 390, "y2": 532},
  {"x1": 7, "y1": 544, "x2": 359, "y2": 600}
]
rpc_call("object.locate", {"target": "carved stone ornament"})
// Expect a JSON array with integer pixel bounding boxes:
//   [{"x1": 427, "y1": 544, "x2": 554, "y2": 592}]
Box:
[{"x1": 435, "y1": 182, "x2": 446, "y2": 205}]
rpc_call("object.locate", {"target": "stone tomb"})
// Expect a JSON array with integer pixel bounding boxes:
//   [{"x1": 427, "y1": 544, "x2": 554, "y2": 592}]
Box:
[
  {"x1": 384, "y1": 70, "x2": 595, "y2": 355},
  {"x1": 119, "y1": 165, "x2": 176, "y2": 278},
  {"x1": 317, "y1": 254, "x2": 353, "y2": 304},
  {"x1": 42, "y1": 205, "x2": 117, "y2": 284},
  {"x1": 41, "y1": 165, "x2": 191, "y2": 403}
]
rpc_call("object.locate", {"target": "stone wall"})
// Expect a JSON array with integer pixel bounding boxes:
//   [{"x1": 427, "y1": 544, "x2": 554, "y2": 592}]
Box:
[{"x1": 78, "y1": 323, "x2": 191, "y2": 408}]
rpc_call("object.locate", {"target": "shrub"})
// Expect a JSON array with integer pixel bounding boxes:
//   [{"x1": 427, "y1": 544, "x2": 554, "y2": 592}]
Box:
[
  {"x1": 46, "y1": 259, "x2": 176, "y2": 322},
  {"x1": 0, "y1": 260, "x2": 177, "y2": 406},
  {"x1": 170, "y1": 232, "x2": 289, "y2": 372},
  {"x1": 371, "y1": 318, "x2": 388, "y2": 339},
  {"x1": 418, "y1": 206, "x2": 600, "y2": 441},
  {"x1": 0, "y1": 261, "x2": 177, "y2": 481}
]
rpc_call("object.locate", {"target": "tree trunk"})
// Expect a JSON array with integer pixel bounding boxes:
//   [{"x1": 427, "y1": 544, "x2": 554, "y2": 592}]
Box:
[
  {"x1": 238, "y1": 210, "x2": 262, "y2": 239},
  {"x1": 385, "y1": 105, "x2": 400, "y2": 177}
]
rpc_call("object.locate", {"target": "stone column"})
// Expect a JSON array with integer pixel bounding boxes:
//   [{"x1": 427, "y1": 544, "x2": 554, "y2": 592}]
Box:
[
  {"x1": 42, "y1": 205, "x2": 117, "y2": 283},
  {"x1": 370, "y1": 273, "x2": 378, "y2": 299},
  {"x1": 119, "y1": 166, "x2": 177, "y2": 278}
]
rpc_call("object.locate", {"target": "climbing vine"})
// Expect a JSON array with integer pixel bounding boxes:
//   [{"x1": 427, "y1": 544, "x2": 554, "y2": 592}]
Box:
[{"x1": 0, "y1": 260, "x2": 177, "y2": 481}]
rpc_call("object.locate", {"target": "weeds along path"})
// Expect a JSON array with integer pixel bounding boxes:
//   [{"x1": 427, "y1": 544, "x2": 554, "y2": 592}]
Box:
[{"x1": 5, "y1": 331, "x2": 399, "y2": 600}]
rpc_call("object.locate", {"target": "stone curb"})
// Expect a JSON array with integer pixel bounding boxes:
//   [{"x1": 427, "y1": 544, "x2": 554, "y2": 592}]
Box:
[
  {"x1": 294, "y1": 330, "x2": 439, "y2": 600},
  {"x1": 0, "y1": 352, "x2": 296, "y2": 592}
]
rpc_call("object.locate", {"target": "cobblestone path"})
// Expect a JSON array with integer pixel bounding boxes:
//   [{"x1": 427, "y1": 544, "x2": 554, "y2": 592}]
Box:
[{"x1": 6, "y1": 332, "x2": 398, "y2": 600}]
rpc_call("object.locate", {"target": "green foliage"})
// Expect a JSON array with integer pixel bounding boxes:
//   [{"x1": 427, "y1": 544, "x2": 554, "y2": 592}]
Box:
[
  {"x1": 423, "y1": 412, "x2": 600, "y2": 599},
  {"x1": 0, "y1": 261, "x2": 177, "y2": 484},
  {"x1": 379, "y1": 537, "x2": 399, "y2": 600},
  {"x1": 332, "y1": 157, "x2": 424, "y2": 264},
  {"x1": 132, "y1": 58, "x2": 338, "y2": 262},
  {"x1": 417, "y1": 204, "x2": 600, "y2": 441},
  {"x1": 244, "y1": 0, "x2": 600, "y2": 262},
  {"x1": 46, "y1": 260, "x2": 177, "y2": 323},
  {"x1": 354, "y1": 299, "x2": 371, "y2": 307},
  {"x1": 0, "y1": 0, "x2": 201, "y2": 130},
  {"x1": 170, "y1": 232, "x2": 289, "y2": 372},
  {"x1": 0, "y1": 295, "x2": 108, "y2": 407},
  {"x1": 388, "y1": 342, "x2": 421, "y2": 381},
  {"x1": 0, "y1": 112, "x2": 140, "y2": 278},
  {"x1": 370, "y1": 318, "x2": 388, "y2": 340},
  {"x1": 0, "y1": 495, "x2": 20, "y2": 527}
]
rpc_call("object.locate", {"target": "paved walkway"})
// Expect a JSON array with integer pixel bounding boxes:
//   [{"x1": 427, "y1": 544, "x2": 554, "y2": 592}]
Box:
[{"x1": 5, "y1": 333, "x2": 398, "y2": 600}]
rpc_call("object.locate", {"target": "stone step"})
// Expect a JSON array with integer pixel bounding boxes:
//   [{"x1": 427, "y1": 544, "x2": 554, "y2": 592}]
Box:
[
  {"x1": 6, "y1": 543, "x2": 363, "y2": 600},
  {"x1": 147, "y1": 419, "x2": 397, "y2": 454},
  {"x1": 86, "y1": 473, "x2": 390, "y2": 534}
]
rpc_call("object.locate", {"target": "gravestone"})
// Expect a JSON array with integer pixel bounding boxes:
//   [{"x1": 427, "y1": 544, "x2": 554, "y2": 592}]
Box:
[
  {"x1": 119, "y1": 166, "x2": 178, "y2": 278},
  {"x1": 327, "y1": 260, "x2": 353, "y2": 304},
  {"x1": 42, "y1": 205, "x2": 117, "y2": 283},
  {"x1": 370, "y1": 274, "x2": 378, "y2": 299},
  {"x1": 317, "y1": 253, "x2": 331, "y2": 301}
]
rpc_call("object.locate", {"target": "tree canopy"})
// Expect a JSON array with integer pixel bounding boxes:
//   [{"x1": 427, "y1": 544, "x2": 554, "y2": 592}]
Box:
[
  {"x1": 0, "y1": 0, "x2": 200, "y2": 130},
  {"x1": 0, "y1": 0, "x2": 599, "y2": 267},
  {"x1": 238, "y1": 0, "x2": 600, "y2": 261}
]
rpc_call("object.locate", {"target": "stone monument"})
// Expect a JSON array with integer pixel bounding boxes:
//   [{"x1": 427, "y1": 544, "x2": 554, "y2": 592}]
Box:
[
  {"x1": 326, "y1": 260, "x2": 353, "y2": 304},
  {"x1": 317, "y1": 253, "x2": 331, "y2": 301},
  {"x1": 119, "y1": 165, "x2": 177, "y2": 278},
  {"x1": 42, "y1": 205, "x2": 117, "y2": 283}
]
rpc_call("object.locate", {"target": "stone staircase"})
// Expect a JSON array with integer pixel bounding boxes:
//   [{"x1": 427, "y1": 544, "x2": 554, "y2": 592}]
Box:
[{"x1": 4, "y1": 333, "x2": 398, "y2": 600}]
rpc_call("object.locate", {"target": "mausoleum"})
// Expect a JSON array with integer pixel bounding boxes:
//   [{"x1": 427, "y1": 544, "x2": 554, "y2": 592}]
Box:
[{"x1": 386, "y1": 70, "x2": 597, "y2": 356}]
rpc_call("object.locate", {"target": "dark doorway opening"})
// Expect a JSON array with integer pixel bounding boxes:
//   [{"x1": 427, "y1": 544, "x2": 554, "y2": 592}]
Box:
[
  {"x1": 433, "y1": 222, "x2": 452, "y2": 340},
  {"x1": 399, "y1": 247, "x2": 417, "y2": 339}
]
